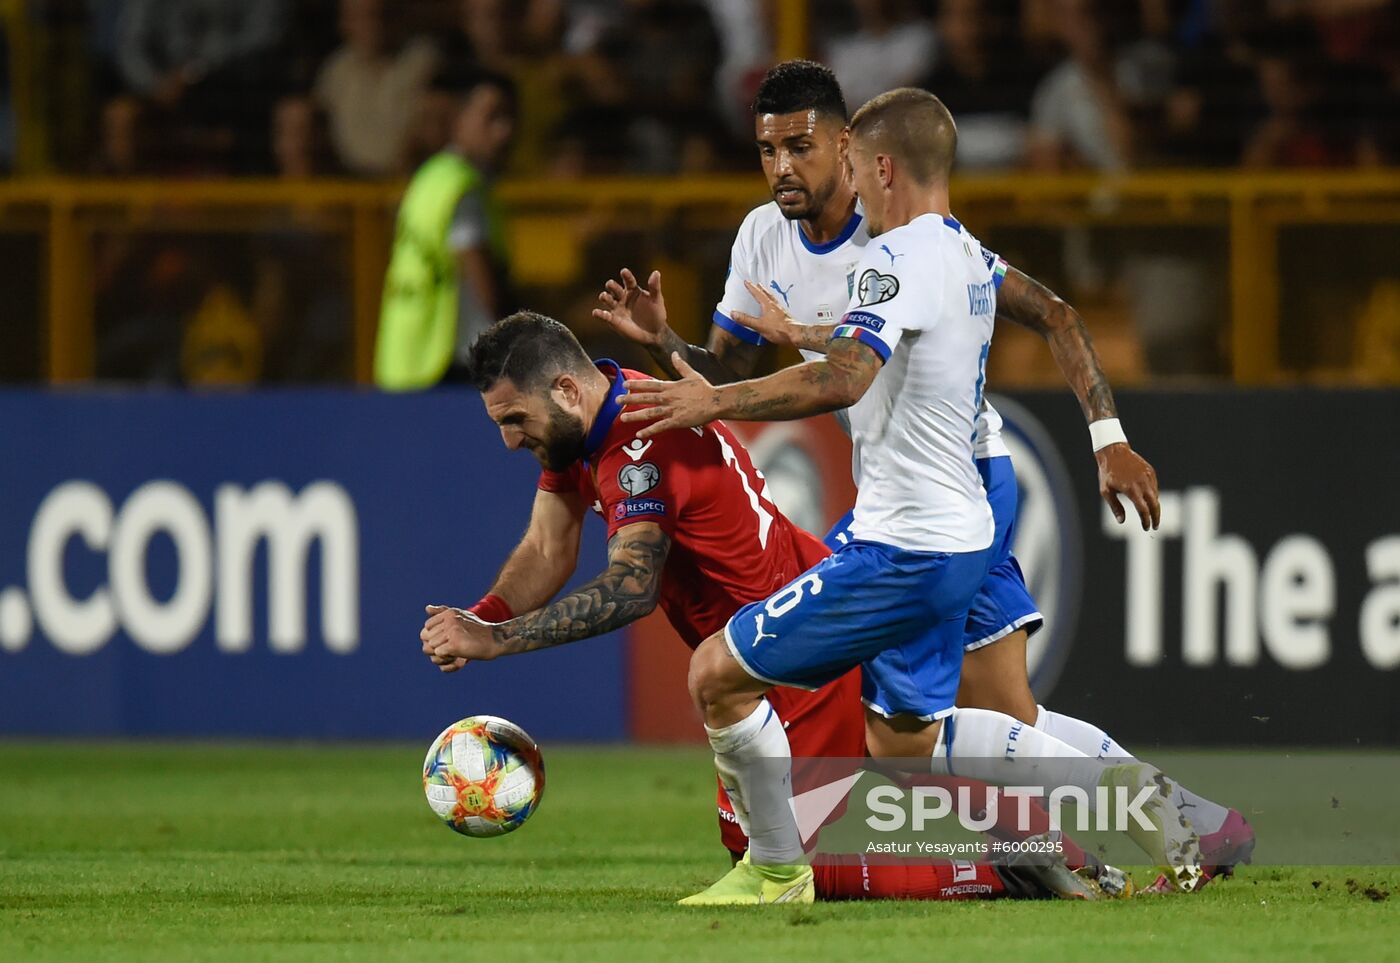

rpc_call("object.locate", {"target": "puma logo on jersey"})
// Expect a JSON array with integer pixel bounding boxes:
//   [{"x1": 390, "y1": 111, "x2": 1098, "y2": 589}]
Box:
[
  {"x1": 880, "y1": 244, "x2": 903, "y2": 266},
  {"x1": 769, "y1": 279, "x2": 795, "y2": 307},
  {"x1": 621, "y1": 438, "x2": 654, "y2": 461},
  {"x1": 752, "y1": 613, "x2": 778, "y2": 646}
]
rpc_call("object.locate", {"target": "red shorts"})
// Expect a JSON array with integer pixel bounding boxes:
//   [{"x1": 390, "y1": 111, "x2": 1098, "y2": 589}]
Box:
[{"x1": 716, "y1": 668, "x2": 866, "y2": 853}]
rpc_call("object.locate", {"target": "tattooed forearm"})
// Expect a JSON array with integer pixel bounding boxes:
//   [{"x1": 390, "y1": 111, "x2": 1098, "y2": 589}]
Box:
[
  {"x1": 714, "y1": 337, "x2": 879, "y2": 421},
  {"x1": 723, "y1": 384, "x2": 813, "y2": 420},
  {"x1": 791, "y1": 323, "x2": 837, "y2": 354},
  {"x1": 996, "y1": 268, "x2": 1117, "y2": 423},
  {"x1": 490, "y1": 527, "x2": 670, "y2": 654},
  {"x1": 647, "y1": 326, "x2": 715, "y2": 380},
  {"x1": 1048, "y1": 311, "x2": 1116, "y2": 422},
  {"x1": 704, "y1": 326, "x2": 765, "y2": 381},
  {"x1": 646, "y1": 326, "x2": 761, "y2": 385}
]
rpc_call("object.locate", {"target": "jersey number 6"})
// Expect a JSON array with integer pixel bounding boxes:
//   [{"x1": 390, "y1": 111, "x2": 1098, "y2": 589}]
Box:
[{"x1": 765, "y1": 571, "x2": 825, "y2": 619}]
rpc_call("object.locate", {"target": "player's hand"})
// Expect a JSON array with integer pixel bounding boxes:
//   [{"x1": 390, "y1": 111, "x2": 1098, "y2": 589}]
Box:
[
  {"x1": 731, "y1": 280, "x2": 802, "y2": 347},
  {"x1": 619, "y1": 354, "x2": 721, "y2": 439},
  {"x1": 593, "y1": 268, "x2": 670, "y2": 347},
  {"x1": 419, "y1": 604, "x2": 499, "y2": 671},
  {"x1": 1097, "y1": 443, "x2": 1160, "y2": 530},
  {"x1": 420, "y1": 604, "x2": 467, "y2": 671}
]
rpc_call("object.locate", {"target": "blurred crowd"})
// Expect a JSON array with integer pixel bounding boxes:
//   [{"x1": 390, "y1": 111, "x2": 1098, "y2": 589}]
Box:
[
  {"x1": 1, "y1": 0, "x2": 1396, "y2": 388},
  {"x1": 3, "y1": 0, "x2": 1398, "y2": 178}
]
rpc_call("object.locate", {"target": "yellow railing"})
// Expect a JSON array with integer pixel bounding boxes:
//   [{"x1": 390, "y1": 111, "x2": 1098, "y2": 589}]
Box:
[{"x1": 2, "y1": 170, "x2": 1398, "y2": 385}]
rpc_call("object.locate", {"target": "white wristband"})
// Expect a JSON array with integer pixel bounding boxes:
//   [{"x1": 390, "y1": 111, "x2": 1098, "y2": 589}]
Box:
[{"x1": 1089, "y1": 418, "x2": 1128, "y2": 452}]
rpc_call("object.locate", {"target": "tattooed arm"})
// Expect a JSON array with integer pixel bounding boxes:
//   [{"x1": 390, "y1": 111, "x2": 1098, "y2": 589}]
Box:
[
  {"x1": 593, "y1": 267, "x2": 764, "y2": 384},
  {"x1": 726, "y1": 314, "x2": 836, "y2": 355},
  {"x1": 618, "y1": 336, "x2": 881, "y2": 438},
  {"x1": 491, "y1": 523, "x2": 670, "y2": 653},
  {"x1": 994, "y1": 267, "x2": 1116, "y2": 423},
  {"x1": 420, "y1": 523, "x2": 671, "y2": 669},
  {"x1": 777, "y1": 325, "x2": 838, "y2": 354},
  {"x1": 727, "y1": 279, "x2": 838, "y2": 355},
  {"x1": 995, "y1": 266, "x2": 1161, "y2": 530},
  {"x1": 653, "y1": 323, "x2": 765, "y2": 384}
]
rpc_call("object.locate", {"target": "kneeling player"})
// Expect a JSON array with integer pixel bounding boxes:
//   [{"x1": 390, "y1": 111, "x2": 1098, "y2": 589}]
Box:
[{"x1": 420, "y1": 312, "x2": 1112, "y2": 902}]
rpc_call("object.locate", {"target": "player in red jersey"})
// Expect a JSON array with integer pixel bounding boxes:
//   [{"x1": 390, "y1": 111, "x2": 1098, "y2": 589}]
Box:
[{"x1": 420, "y1": 311, "x2": 1112, "y2": 901}]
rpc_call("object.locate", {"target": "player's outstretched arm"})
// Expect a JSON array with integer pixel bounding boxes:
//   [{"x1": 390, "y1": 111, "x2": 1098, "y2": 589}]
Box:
[
  {"x1": 697, "y1": 325, "x2": 766, "y2": 383},
  {"x1": 995, "y1": 267, "x2": 1116, "y2": 423},
  {"x1": 730, "y1": 280, "x2": 837, "y2": 354},
  {"x1": 593, "y1": 268, "x2": 764, "y2": 384},
  {"x1": 419, "y1": 488, "x2": 586, "y2": 672},
  {"x1": 420, "y1": 522, "x2": 671, "y2": 668},
  {"x1": 995, "y1": 267, "x2": 1161, "y2": 530},
  {"x1": 619, "y1": 336, "x2": 880, "y2": 438}
]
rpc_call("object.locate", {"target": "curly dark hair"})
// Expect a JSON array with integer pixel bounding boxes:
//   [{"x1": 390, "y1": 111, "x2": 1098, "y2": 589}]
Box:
[{"x1": 466, "y1": 311, "x2": 593, "y2": 393}]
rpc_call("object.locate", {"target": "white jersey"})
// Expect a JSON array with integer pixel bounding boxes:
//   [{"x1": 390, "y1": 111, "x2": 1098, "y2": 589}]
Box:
[
  {"x1": 837, "y1": 212, "x2": 998, "y2": 553},
  {"x1": 714, "y1": 201, "x2": 1009, "y2": 460}
]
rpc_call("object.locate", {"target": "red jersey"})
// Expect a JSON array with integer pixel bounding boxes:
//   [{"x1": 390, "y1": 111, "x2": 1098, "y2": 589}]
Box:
[
  {"x1": 538, "y1": 362, "x2": 832, "y2": 647},
  {"x1": 540, "y1": 362, "x2": 868, "y2": 856}
]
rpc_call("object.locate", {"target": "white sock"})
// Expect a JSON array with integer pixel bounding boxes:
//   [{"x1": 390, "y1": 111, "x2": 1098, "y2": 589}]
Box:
[
  {"x1": 1033, "y1": 705, "x2": 1128, "y2": 758},
  {"x1": 934, "y1": 707, "x2": 1108, "y2": 807},
  {"x1": 1034, "y1": 705, "x2": 1231, "y2": 835},
  {"x1": 706, "y1": 699, "x2": 804, "y2": 865}
]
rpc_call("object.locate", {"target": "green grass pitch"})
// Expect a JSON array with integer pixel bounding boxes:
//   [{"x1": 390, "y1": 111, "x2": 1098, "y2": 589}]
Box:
[{"x1": 1, "y1": 743, "x2": 1396, "y2": 962}]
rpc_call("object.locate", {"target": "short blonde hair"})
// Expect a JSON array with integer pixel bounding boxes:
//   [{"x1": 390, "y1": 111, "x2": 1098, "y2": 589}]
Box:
[{"x1": 849, "y1": 88, "x2": 957, "y2": 185}]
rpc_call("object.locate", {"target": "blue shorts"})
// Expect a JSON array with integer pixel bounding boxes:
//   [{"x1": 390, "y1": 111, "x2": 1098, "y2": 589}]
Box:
[
  {"x1": 824, "y1": 455, "x2": 1043, "y2": 654},
  {"x1": 724, "y1": 540, "x2": 992, "y2": 720}
]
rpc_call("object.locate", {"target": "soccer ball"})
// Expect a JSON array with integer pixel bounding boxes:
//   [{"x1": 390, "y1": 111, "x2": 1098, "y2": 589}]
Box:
[{"x1": 422, "y1": 715, "x2": 545, "y2": 837}]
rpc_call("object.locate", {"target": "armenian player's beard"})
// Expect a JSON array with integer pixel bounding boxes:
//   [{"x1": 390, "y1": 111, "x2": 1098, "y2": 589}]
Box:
[{"x1": 537, "y1": 400, "x2": 587, "y2": 472}]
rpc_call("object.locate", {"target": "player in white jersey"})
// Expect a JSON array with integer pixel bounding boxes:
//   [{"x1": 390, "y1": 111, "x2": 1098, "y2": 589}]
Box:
[
  {"x1": 619, "y1": 88, "x2": 1206, "y2": 905},
  {"x1": 597, "y1": 61, "x2": 1252, "y2": 893},
  {"x1": 595, "y1": 65, "x2": 1152, "y2": 719}
]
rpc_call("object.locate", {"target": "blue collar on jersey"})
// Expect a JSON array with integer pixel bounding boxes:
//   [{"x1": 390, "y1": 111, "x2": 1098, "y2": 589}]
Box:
[
  {"x1": 583, "y1": 358, "x2": 626, "y2": 458},
  {"x1": 798, "y1": 208, "x2": 863, "y2": 255},
  {"x1": 943, "y1": 214, "x2": 963, "y2": 232}
]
